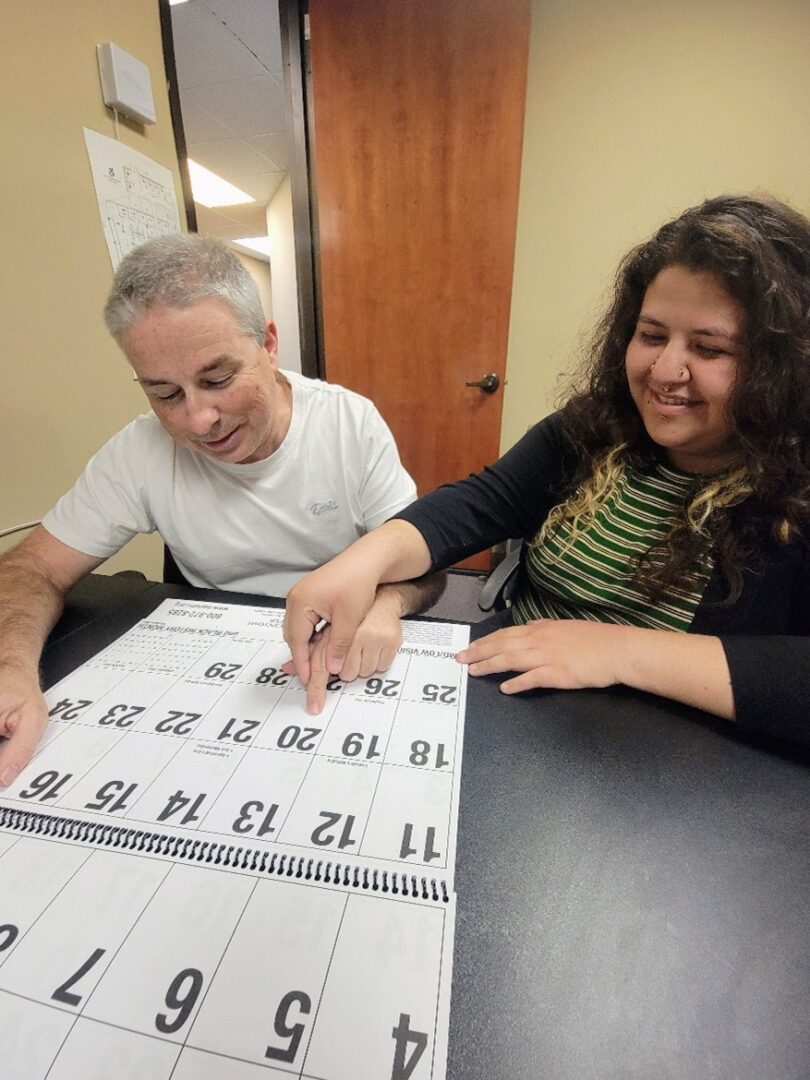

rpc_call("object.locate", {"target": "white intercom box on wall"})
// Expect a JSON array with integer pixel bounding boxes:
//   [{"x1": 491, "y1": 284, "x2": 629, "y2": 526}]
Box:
[{"x1": 97, "y1": 42, "x2": 157, "y2": 126}]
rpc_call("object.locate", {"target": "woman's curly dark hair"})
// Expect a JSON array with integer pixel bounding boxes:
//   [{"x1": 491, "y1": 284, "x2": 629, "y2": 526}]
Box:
[{"x1": 556, "y1": 193, "x2": 810, "y2": 602}]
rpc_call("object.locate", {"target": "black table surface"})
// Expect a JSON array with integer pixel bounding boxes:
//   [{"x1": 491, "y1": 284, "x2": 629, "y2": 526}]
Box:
[{"x1": 40, "y1": 576, "x2": 810, "y2": 1080}]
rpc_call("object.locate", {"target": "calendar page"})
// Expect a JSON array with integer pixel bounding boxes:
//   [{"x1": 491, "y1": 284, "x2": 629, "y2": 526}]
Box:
[
  {"x1": 0, "y1": 599, "x2": 468, "y2": 1079},
  {"x1": 0, "y1": 829, "x2": 454, "y2": 1080},
  {"x1": 0, "y1": 599, "x2": 469, "y2": 884}
]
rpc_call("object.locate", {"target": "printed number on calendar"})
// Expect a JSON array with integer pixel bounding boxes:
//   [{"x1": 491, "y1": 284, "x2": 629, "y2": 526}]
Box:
[
  {"x1": 204, "y1": 662, "x2": 243, "y2": 680},
  {"x1": 85, "y1": 780, "x2": 138, "y2": 813},
  {"x1": 266, "y1": 990, "x2": 311, "y2": 1063},
  {"x1": 364, "y1": 678, "x2": 401, "y2": 698},
  {"x1": 52, "y1": 948, "x2": 107, "y2": 1007},
  {"x1": 0, "y1": 924, "x2": 19, "y2": 952},
  {"x1": 98, "y1": 704, "x2": 145, "y2": 727},
  {"x1": 422, "y1": 684, "x2": 457, "y2": 705},
  {"x1": 277, "y1": 726, "x2": 321, "y2": 751},
  {"x1": 311, "y1": 811, "x2": 356, "y2": 850},
  {"x1": 154, "y1": 710, "x2": 202, "y2": 735},
  {"x1": 158, "y1": 789, "x2": 208, "y2": 825},
  {"x1": 156, "y1": 968, "x2": 204, "y2": 1033},
  {"x1": 410, "y1": 741, "x2": 449, "y2": 768},
  {"x1": 218, "y1": 717, "x2": 261, "y2": 743},
  {"x1": 233, "y1": 800, "x2": 279, "y2": 836},
  {"x1": 48, "y1": 698, "x2": 93, "y2": 720},
  {"x1": 400, "y1": 823, "x2": 442, "y2": 862},
  {"x1": 341, "y1": 732, "x2": 382, "y2": 760},
  {"x1": 392, "y1": 1013, "x2": 429, "y2": 1079},
  {"x1": 19, "y1": 770, "x2": 73, "y2": 802},
  {"x1": 256, "y1": 666, "x2": 290, "y2": 686}
]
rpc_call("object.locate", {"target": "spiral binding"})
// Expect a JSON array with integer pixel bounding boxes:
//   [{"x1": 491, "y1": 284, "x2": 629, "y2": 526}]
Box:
[{"x1": 0, "y1": 806, "x2": 450, "y2": 903}]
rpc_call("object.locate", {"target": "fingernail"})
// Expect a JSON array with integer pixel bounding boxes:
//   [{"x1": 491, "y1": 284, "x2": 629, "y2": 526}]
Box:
[
  {"x1": 0, "y1": 764, "x2": 21, "y2": 787},
  {"x1": 327, "y1": 659, "x2": 342, "y2": 675}
]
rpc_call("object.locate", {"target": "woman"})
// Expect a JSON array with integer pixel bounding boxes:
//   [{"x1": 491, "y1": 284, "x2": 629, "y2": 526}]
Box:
[{"x1": 285, "y1": 194, "x2": 810, "y2": 747}]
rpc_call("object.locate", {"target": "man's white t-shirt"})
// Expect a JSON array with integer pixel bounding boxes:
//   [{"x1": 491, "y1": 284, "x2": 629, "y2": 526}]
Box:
[{"x1": 43, "y1": 371, "x2": 416, "y2": 596}]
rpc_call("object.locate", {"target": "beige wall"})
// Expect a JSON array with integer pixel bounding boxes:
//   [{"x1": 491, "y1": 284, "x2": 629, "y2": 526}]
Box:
[
  {"x1": 1, "y1": 1, "x2": 183, "y2": 578},
  {"x1": 267, "y1": 175, "x2": 302, "y2": 373},
  {"x1": 503, "y1": 0, "x2": 810, "y2": 451},
  {"x1": 234, "y1": 250, "x2": 274, "y2": 324},
  {"x1": 8, "y1": 1, "x2": 810, "y2": 571}
]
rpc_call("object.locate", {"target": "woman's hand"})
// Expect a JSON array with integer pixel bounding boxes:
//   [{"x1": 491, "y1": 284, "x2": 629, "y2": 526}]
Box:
[
  {"x1": 283, "y1": 521, "x2": 432, "y2": 685},
  {"x1": 284, "y1": 556, "x2": 379, "y2": 685},
  {"x1": 456, "y1": 618, "x2": 736, "y2": 719},
  {"x1": 457, "y1": 619, "x2": 626, "y2": 693}
]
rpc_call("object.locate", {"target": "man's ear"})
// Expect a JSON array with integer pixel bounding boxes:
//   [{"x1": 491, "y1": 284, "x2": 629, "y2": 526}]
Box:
[{"x1": 264, "y1": 320, "x2": 279, "y2": 357}]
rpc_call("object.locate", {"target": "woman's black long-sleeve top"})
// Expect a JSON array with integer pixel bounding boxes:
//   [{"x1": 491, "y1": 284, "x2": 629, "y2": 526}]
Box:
[{"x1": 394, "y1": 413, "x2": 810, "y2": 747}]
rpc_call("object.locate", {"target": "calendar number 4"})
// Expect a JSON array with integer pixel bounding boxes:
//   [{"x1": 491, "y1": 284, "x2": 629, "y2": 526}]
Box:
[
  {"x1": 42, "y1": 947, "x2": 428, "y2": 1076},
  {"x1": 392, "y1": 1012, "x2": 429, "y2": 1079}
]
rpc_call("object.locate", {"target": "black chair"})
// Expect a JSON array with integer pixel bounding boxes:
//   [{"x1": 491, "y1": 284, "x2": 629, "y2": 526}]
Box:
[
  {"x1": 477, "y1": 543, "x2": 521, "y2": 612},
  {"x1": 163, "y1": 546, "x2": 192, "y2": 586}
]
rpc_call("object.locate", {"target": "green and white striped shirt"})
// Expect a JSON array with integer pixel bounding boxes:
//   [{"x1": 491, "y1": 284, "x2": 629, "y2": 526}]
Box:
[{"x1": 512, "y1": 462, "x2": 713, "y2": 632}]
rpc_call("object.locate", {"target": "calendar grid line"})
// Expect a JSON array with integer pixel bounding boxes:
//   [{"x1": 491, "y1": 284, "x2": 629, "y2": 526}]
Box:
[
  {"x1": 168, "y1": 1040, "x2": 295, "y2": 1076},
  {"x1": 43, "y1": 1004, "x2": 83, "y2": 1080},
  {"x1": 35, "y1": 860, "x2": 177, "y2": 1077},
  {"x1": 0, "y1": 830, "x2": 22, "y2": 859},
  {"x1": 431, "y1": 905, "x2": 451, "y2": 1078},
  {"x1": 297, "y1": 892, "x2": 351, "y2": 1080},
  {"x1": 355, "y1": 651, "x2": 413, "y2": 854},
  {"x1": 269, "y1": 688, "x2": 344, "y2": 846},
  {"x1": 435, "y1": 690, "x2": 464, "y2": 878},
  {"x1": 2, "y1": 984, "x2": 85, "y2": 1080},
  {"x1": 195, "y1": 639, "x2": 290, "y2": 831},
  {"x1": 0, "y1": 984, "x2": 189, "y2": 1055},
  {"x1": 0, "y1": 843, "x2": 97, "y2": 974},
  {"x1": 56, "y1": 857, "x2": 175, "y2": 1019},
  {"x1": 93, "y1": 727, "x2": 195, "y2": 821},
  {"x1": 33, "y1": 723, "x2": 132, "y2": 807},
  {"x1": 168, "y1": 874, "x2": 262, "y2": 1075}
]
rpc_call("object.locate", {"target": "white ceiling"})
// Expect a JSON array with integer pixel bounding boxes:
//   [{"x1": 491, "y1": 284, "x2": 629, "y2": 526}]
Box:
[{"x1": 170, "y1": 0, "x2": 290, "y2": 243}]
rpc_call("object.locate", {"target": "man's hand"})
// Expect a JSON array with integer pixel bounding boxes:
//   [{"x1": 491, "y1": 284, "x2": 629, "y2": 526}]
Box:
[
  {"x1": 0, "y1": 527, "x2": 104, "y2": 787},
  {"x1": 0, "y1": 670, "x2": 49, "y2": 786},
  {"x1": 284, "y1": 589, "x2": 404, "y2": 714}
]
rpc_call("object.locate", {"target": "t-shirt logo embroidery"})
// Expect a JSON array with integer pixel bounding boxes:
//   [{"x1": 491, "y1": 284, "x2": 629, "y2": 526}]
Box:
[{"x1": 310, "y1": 500, "x2": 339, "y2": 516}]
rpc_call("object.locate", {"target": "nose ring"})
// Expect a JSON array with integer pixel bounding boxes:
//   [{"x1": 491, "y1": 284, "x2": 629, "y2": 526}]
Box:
[{"x1": 678, "y1": 368, "x2": 685, "y2": 377}]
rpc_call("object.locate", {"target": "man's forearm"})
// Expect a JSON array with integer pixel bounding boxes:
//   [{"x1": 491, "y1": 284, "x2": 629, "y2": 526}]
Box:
[
  {"x1": 376, "y1": 572, "x2": 447, "y2": 618},
  {"x1": 0, "y1": 556, "x2": 65, "y2": 678}
]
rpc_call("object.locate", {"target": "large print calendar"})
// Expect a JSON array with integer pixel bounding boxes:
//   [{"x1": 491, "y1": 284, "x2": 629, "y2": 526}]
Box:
[{"x1": 0, "y1": 598, "x2": 469, "y2": 1079}]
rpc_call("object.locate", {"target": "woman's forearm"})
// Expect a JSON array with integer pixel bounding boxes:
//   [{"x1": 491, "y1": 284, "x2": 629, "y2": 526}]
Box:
[
  {"x1": 347, "y1": 519, "x2": 433, "y2": 584},
  {"x1": 616, "y1": 627, "x2": 735, "y2": 720}
]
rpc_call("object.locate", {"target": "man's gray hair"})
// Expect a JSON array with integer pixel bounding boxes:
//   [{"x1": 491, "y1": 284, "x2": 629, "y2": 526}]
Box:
[{"x1": 103, "y1": 233, "x2": 266, "y2": 345}]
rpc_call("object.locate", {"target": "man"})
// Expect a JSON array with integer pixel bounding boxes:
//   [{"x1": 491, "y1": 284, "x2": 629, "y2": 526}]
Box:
[{"x1": 0, "y1": 235, "x2": 441, "y2": 786}]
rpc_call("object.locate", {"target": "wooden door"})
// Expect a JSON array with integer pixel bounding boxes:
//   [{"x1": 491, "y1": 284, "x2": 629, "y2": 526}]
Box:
[{"x1": 307, "y1": 0, "x2": 530, "y2": 566}]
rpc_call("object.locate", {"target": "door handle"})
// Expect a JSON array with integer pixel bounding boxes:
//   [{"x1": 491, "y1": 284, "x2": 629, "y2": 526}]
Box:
[{"x1": 465, "y1": 372, "x2": 500, "y2": 393}]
